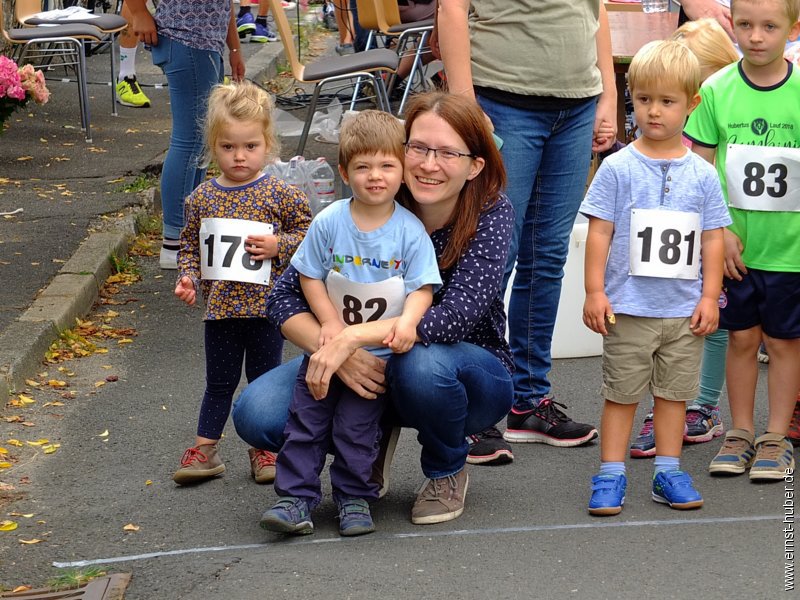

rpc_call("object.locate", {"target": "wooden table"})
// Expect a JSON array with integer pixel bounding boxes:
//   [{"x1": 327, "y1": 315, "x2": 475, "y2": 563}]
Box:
[{"x1": 609, "y1": 11, "x2": 678, "y2": 140}]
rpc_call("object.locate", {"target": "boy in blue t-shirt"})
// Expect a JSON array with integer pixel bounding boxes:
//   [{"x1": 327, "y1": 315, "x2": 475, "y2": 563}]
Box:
[
  {"x1": 684, "y1": 0, "x2": 800, "y2": 481},
  {"x1": 260, "y1": 111, "x2": 442, "y2": 536},
  {"x1": 580, "y1": 40, "x2": 731, "y2": 516}
]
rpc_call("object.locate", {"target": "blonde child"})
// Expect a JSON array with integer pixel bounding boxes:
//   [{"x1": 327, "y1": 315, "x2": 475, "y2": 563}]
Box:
[
  {"x1": 685, "y1": 0, "x2": 800, "y2": 481},
  {"x1": 630, "y1": 18, "x2": 741, "y2": 457},
  {"x1": 259, "y1": 111, "x2": 442, "y2": 536},
  {"x1": 172, "y1": 81, "x2": 312, "y2": 485},
  {"x1": 581, "y1": 40, "x2": 730, "y2": 516}
]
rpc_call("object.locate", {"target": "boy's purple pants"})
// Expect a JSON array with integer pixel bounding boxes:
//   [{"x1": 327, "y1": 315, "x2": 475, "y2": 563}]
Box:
[{"x1": 274, "y1": 357, "x2": 384, "y2": 509}]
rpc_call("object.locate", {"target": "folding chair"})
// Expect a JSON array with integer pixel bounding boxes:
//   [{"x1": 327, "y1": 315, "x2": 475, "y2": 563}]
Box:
[
  {"x1": 267, "y1": 0, "x2": 398, "y2": 156},
  {"x1": 15, "y1": 0, "x2": 127, "y2": 116},
  {"x1": 1, "y1": 2, "x2": 108, "y2": 141},
  {"x1": 352, "y1": 0, "x2": 433, "y2": 114}
]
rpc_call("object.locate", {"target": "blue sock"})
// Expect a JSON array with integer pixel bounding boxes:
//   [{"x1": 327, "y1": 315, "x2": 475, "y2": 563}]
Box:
[
  {"x1": 654, "y1": 456, "x2": 680, "y2": 476},
  {"x1": 599, "y1": 461, "x2": 626, "y2": 477}
]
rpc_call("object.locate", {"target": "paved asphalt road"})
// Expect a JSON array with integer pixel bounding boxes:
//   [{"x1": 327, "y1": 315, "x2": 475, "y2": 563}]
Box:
[{"x1": 0, "y1": 22, "x2": 795, "y2": 600}]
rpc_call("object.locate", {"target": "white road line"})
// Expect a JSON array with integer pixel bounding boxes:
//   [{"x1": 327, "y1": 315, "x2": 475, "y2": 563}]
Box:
[{"x1": 53, "y1": 514, "x2": 781, "y2": 569}]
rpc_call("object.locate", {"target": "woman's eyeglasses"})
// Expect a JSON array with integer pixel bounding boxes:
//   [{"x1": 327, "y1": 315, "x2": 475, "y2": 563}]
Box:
[{"x1": 404, "y1": 142, "x2": 475, "y2": 163}]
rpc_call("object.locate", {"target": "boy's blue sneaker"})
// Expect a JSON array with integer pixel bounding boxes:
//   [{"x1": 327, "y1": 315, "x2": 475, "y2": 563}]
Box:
[
  {"x1": 335, "y1": 495, "x2": 375, "y2": 537},
  {"x1": 652, "y1": 470, "x2": 703, "y2": 510},
  {"x1": 260, "y1": 496, "x2": 314, "y2": 535},
  {"x1": 236, "y1": 12, "x2": 256, "y2": 36},
  {"x1": 588, "y1": 473, "x2": 627, "y2": 516},
  {"x1": 630, "y1": 413, "x2": 655, "y2": 458},
  {"x1": 684, "y1": 405, "x2": 724, "y2": 444},
  {"x1": 750, "y1": 433, "x2": 795, "y2": 481}
]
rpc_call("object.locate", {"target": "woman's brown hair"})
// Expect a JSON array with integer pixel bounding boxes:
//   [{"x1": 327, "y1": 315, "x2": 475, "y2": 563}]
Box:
[{"x1": 398, "y1": 92, "x2": 506, "y2": 269}]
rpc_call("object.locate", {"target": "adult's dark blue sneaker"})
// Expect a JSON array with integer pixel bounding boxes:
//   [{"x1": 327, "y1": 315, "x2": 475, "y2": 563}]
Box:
[
  {"x1": 335, "y1": 495, "x2": 375, "y2": 537},
  {"x1": 260, "y1": 496, "x2": 314, "y2": 535},
  {"x1": 588, "y1": 473, "x2": 627, "y2": 516},
  {"x1": 652, "y1": 470, "x2": 703, "y2": 510},
  {"x1": 236, "y1": 12, "x2": 256, "y2": 36}
]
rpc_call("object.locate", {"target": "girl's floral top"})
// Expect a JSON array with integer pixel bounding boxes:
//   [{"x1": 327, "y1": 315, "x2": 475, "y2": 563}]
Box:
[{"x1": 179, "y1": 175, "x2": 312, "y2": 321}]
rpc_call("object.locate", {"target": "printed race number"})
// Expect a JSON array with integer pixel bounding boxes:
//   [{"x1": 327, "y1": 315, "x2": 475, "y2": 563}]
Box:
[
  {"x1": 199, "y1": 218, "x2": 273, "y2": 285},
  {"x1": 629, "y1": 209, "x2": 700, "y2": 280},
  {"x1": 341, "y1": 295, "x2": 387, "y2": 324},
  {"x1": 726, "y1": 144, "x2": 800, "y2": 212}
]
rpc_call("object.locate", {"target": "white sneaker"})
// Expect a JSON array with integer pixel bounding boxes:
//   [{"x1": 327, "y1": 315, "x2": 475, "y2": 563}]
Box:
[{"x1": 159, "y1": 246, "x2": 178, "y2": 270}]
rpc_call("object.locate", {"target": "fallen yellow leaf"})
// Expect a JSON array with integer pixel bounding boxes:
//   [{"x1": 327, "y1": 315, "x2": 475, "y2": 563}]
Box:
[
  {"x1": 9, "y1": 513, "x2": 34, "y2": 518},
  {"x1": 19, "y1": 538, "x2": 42, "y2": 544},
  {"x1": 25, "y1": 439, "x2": 49, "y2": 447},
  {"x1": 98, "y1": 430, "x2": 109, "y2": 438},
  {"x1": 43, "y1": 401, "x2": 65, "y2": 407},
  {"x1": 17, "y1": 394, "x2": 35, "y2": 405},
  {"x1": 47, "y1": 380, "x2": 67, "y2": 388},
  {"x1": 0, "y1": 520, "x2": 18, "y2": 531},
  {"x1": 95, "y1": 348, "x2": 109, "y2": 354},
  {"x1": 24, "y1": 379, "x2": 40, "y2": 387},
  {"x1": 95, "y1": 381, "x2": 106, "y2": 388},
  {"x1": 118, "y1": 338, "x2": 133, "y2": 345},
  {"x1": 0, "y1": 447, "x2": 7, "y2": 454},
  {"x1": 11, "y1": 586, "x2": 31, "y2": 593},
  {"x1": 16, "y1": 156, "x2": 33, "y2": 161},
  {"x1": 0, "y1": 462, "x2": 12, "y2": 469},
  {"x1": 42, "y1": 444, "x2": 59, "y2": 454},
  {"x1": 145, "y1": 480, "x2": 152, "y2": 485},
  {"x1": 7, "y1": 440, "x2": 23, "y2": 447},
  {"x1": 123, "y1": 523, "x2": 140, "y2": 532}
]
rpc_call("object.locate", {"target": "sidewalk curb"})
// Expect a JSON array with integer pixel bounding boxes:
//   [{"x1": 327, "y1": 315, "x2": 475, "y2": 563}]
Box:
[
  {"x1": 0, "y1": 193, "x2": 153, "y2": 403},
  {"x1": 0, "y1": 43, "x2": 285, "y2": 403}
]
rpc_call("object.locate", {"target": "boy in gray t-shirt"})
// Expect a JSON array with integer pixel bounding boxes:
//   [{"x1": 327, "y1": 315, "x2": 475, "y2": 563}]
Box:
[{"x1": 580, "y1": 41, "x2": 730, "y2": 516}]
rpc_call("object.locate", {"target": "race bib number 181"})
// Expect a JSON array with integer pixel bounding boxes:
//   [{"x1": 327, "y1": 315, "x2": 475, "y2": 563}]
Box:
[
  {"x1": 629, "y1": 208, "x2": 701, "y2": 280},
  {"x1": 199, "y1": 218, "x2": 273, "y2": 285}
]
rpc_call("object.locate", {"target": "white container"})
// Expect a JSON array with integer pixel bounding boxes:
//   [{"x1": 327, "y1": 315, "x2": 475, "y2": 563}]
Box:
[
  {"x1": 641, "y1": 0, "x2": 668, "y2": 12},
  {"x1": 504, "y1": 221, "x2": 602, "y2": 359}
]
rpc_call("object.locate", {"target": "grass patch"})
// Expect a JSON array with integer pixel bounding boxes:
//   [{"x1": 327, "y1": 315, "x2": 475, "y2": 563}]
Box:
[
  {"x1": 118, "y1": 174, "x2": 158, "y2": 194},
  {"x1": 110, "y1": 252, "x2": 140, "y2": 277},
  {"x1": 47, "y1": 567, "x2": 108, "y2": 590}
]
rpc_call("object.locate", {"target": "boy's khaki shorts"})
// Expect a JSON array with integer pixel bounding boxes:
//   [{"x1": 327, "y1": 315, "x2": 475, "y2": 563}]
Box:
[{"x1": 601, "y1": 314, "x2": 703, "y2": 405}]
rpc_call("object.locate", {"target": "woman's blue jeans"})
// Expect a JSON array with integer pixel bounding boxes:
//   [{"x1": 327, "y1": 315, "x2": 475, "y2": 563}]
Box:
[
  {"x1": 150, "y1": 35, "x2": 223, "y2": 240},
  {"x1": 232, "y1": 342, "x2": 513, "y2": 479},
  {"x1": 477, "y1": 95, "x2": 597, "y2": 410}
]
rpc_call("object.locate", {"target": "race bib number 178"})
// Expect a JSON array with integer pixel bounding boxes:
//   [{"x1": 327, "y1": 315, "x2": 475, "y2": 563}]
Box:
[{"x1": 199, "y1": 218, "x2": 273, "y2": 285}]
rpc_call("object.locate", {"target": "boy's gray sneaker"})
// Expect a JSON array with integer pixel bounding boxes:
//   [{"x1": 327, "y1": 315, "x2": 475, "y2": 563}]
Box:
[
  {"x1": 260, "y1": 497, "x2": 314, "y2": 535},
  {"x1": 750, "y1": 433, "x2": 795, "y2": 481},
  {"x1": 708, "y1": 429, "x2": 755, "y2": 475}
]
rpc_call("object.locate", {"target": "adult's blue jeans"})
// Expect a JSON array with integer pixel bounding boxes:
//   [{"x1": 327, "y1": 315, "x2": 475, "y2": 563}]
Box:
[
  {"x1": 232, "y1": 342, "x2": 512, "y2": 479},
  {"x1": 477, "y1": 95, "x2": 596, "y2": 410},
  {"x1": 151, "y1": 35, "x2": 223, "y2": 240}
]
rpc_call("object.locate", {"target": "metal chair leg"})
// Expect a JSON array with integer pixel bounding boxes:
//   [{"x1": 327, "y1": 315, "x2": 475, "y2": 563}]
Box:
[
  {"x1": 349, "y1": 30, "x2": 376, "y2": 111},
  {"x1": 297, "y1": 84, "x2": 323, "y2": 156},
  {"x1": 110, "y1": 33, "x2": 118, "y2": 116}
]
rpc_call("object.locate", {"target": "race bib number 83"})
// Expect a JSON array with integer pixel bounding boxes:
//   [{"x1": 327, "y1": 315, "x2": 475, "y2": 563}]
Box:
[
  {"x1": 726, "y1": 144, "x2": 800, "y2": 212},
  {"x1": 199, "y1": 218, "x2": 273, "y2": 285}
]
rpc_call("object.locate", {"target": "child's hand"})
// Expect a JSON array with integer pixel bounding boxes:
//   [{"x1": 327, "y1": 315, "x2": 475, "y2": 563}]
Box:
[
  {"x1": 174, "y1": 276, "x2": 196, "y2": 306},
  {"x1": 723, "y1": 229, "x2": 747, "y2": 281},
  {"x1": 319, "y1": 319, "x2": 345, "y2": 348},
  {"x1": 592, "y1": 119, "x2": 617, "y2": 153},
  {"x1": 690, "y1": 296, "x2": 719, "y2": 336},
  {"x1": 382, "y1": 319, "x2": 417, "y2": 354},
  {"x1": 583, "y1": 292, "x2": 614, "y2": 335},
  {"x1": 244, "y1": 234, "x2": 277, "y2": 261}
]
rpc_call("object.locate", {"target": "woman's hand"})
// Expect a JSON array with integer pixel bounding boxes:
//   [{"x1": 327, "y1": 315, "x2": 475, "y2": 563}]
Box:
[
  {"x1": 335, "y1": 349, "x2": 387, "y2": 400},
  {"x1": 306, "y1": 329, "x2": 366, "y2": 399}
]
